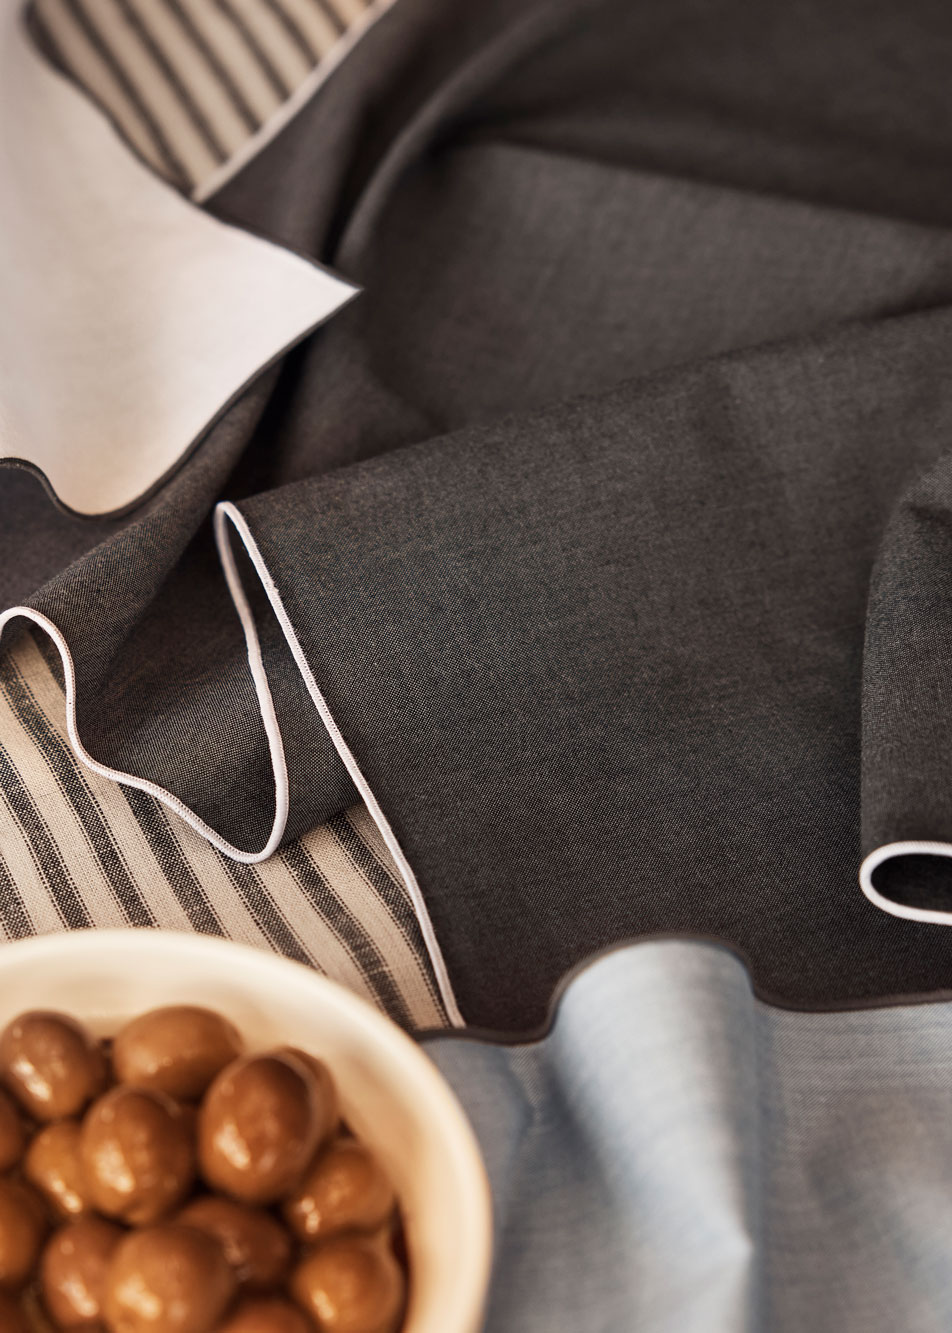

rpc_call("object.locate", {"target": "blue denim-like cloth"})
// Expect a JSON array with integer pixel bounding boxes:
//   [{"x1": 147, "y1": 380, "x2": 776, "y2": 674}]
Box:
[{"x1": 425, "y1": 940, "x2": 952, "y2": 1332}]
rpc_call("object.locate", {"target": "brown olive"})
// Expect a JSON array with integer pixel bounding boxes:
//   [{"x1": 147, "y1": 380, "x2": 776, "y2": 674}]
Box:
[
  {"x1": 26, "y1": 1120, "x2": 94, "y2": 1220},
  {"x1": 276, "y1": 1048, "x2": 340, "y2": 1136},
  {"x1": 40, "y1": 1216, "x2": 123, "y2": 1327},
  {"x1": 283, "y1": 1139, "x2": 395, "y2": 1243},
  {"x1": 80, "y1": 1086, "x2": 195, "y2": 1225},
  {"x1": 176, "y1": 1196, "x2": 292, "y2": 1289},
  {"x1": 0, "y1": 1011, "x2": 106, "y2": 1121},
  {"x1": 0, "y1": 1178, "x2": 47, "y2": 1290},
  {"x1": 198, "y1": 1052, "x2": 333, "y2": 1205},
  {"x1": 0, "y1": 1087, "x2": 24, "y2": 1173},
  {"x1": 218, "y1": 1296, "x2": 313, "y2": 1333},
  {"x1": 176, "y1": 1101, "x2": 199, "y2": 1142},
  {"x1": 290, "y1": 1237, "x2": 405, "y2": 1333},
  {"x1": 0, "y1": 1291, "x2": 29, "y2": 1332},
  {"x1": 104, "y1": 1224, "x2": 236, "y2": 1333},
  {"x1": 113, "y1": 1007, "x2": 244, "y2": 1102}
]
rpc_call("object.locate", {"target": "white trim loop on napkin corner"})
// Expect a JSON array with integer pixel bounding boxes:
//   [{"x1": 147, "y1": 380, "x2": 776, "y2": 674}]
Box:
[
  {"x1": 0, "y1": 504, "x2": 464, "y2": 1028},
  {"x1": 860, "y1": 840, "x2": 952, "y2": 925},
  {"x1": 0, "y1": 602, "x2": 290, "y2": 861}
]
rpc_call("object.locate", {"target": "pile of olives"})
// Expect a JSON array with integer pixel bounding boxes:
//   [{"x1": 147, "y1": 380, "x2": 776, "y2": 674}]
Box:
[{"x1": 0, "y1": 1006, "x2": 406, "y2": 1333}]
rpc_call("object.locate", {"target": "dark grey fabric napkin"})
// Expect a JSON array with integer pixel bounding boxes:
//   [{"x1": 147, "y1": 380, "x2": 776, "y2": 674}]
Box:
[{"x1": 9, "y1": 0, "x2": 952, "y2": 1028}]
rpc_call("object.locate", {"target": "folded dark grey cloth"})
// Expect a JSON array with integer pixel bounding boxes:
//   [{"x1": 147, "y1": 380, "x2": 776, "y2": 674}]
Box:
[{"x1": 7, "y1": 0, "x2": 952, "y2": 1029}]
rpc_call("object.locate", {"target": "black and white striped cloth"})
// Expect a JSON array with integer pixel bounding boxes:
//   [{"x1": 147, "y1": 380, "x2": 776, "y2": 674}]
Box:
[
  {"x1": 1, "y1": 0, "x2": 448, "y2": 1029},
  {"x1": 31, "y1": 0, "x2": 381, "y2": 194},
  {"x1": 0, "y1": 628, "x2": 446, "y2": 1027}
]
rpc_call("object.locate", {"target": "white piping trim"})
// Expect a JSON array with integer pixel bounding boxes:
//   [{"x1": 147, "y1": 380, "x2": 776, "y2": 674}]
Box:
[
  {"x1": 0, "y1": 505, "x2": 465, "y2": 1027},
  {"x1": 860, "y1": 840, "x2": 952, "y2": 925},
  {"x1": 214, "y1": 502, "x2": 465, "y2": 1027},
  {"x1": 0, "y1": 603, "x2": 289, "y2": 862},
  {"x1": 191, "y1": 0, "x2": 396, "y2": 206}
]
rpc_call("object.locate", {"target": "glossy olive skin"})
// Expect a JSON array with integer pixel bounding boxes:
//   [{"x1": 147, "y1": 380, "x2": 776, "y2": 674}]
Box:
[
  {"x1": 104, "y1": 1225, "x2": 236, "y2": 1333},
  {"x1": 291, "y1": 1237, "x2": 405, "y2": 1333},
  {"x1": 0, "y1": 1291, "x2": 29, "y2": 1333},
  {"x1": 283, "y1": 1138, "x2": 395, "y2": 1243},
  {"x1": 113, "y1": 1007, "x2": 244, "y2": 1102},
  {"x1": 26, "y1": 1120, "x2": 94, "y2": 1220},
  {"x1": 40, "y1": 1216, "x2": 123, "y2": 1327},
  {"x1": 0, "y1": 1011, "x2": 106, "y2": 1121},
  {"x1": 0, "y1": 1005, "x2": 405, "y2": 1332},
  {"x1": 80, "y1": 1086, "x2": 195, "y2": 1225},
  {"x1": 176, "y1": 1196, "x2": 292, "y2": 1289},
  {"x1": 199, "y1": 1052, "x2": 333, "y2": 1205},
  {"x1": 218, "y1": 1296, "x2": 313, "y2": 1333},
  {"x1": 0, "y1": 1087, "x2": 24, "y2": 1173},
  {"x1": 276, "y1": 1048, "x2": 340, "y2": 1138},
  {"x1": 0, "y1": 1179, "x2": 47, "y2": 1291}
]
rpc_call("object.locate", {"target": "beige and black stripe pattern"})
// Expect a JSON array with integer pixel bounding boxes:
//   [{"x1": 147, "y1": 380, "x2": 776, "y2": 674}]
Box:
[
  {"x1": 30, "y1": 0, "x2": 377, "y2": 192},
  {"x1": 0, "y1": 629, "x2": 447, "y2": 1029}
]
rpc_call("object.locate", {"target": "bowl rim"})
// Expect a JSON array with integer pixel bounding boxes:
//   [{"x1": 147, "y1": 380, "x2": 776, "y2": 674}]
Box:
[{"x1": 0, "y1": 928, "x2": 494, "y2": 1332}]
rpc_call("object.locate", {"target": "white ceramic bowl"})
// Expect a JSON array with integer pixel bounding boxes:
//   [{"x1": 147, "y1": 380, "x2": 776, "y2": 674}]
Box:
[{"x1": 0, "y1": 929, "x2": 492, "y2": 1333}]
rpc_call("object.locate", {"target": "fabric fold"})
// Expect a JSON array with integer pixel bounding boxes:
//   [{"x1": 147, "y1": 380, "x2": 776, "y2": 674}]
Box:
[
  {"x1": 9, "y1": 0, "x2": 952, "y2": 1034},
  {"x1": 860, "y1": 452, "x2": 952, "y2": 920},
  {"x1": 231, "y1": 303, "x2": 952, "y2": 1030},
  {"x1": 427, "y1": 937, "x2": 952, "y2": 1332},
  {"x1": 0, "y1": 377, "x2": 360, "y2": 860},
  {"x1": 0, "y1": 2, "x2": 356, "y2": 516}
]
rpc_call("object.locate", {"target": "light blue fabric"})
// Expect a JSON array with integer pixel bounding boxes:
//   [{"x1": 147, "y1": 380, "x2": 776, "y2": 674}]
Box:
[{"x1": 424, "y1": 940, "x2": 952, "y2": 1332}]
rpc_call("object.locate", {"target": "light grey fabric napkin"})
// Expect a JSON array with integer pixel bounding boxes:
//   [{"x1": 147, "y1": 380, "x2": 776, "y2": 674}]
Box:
[{"x1": 428, "y1": 939, "x2": 952, "y2": 1333}]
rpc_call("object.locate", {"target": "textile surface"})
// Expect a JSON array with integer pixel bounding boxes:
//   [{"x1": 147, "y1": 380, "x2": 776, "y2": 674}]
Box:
[
  {"x1": 7, "y1": 4, "x2": 952, "y2": 1327},
  {"x1": 207, "y1": 0, "x2": 952, "y2": 1027},
  {"x1": 0, "y1": 627, "x2": 445, "y2": 1026},
  {"x1": 31, "y1": 0, "x2": 380, "y2": 192},
  {"x1": 0, "y1": 0, "x2": 447, "y2": 1027},
  {"x1": 6, "y1": 0, "x2": 952, "y2": 1031},
  {"x1": 428, "y1": 939, "x2": 952, "y2": 1332}
]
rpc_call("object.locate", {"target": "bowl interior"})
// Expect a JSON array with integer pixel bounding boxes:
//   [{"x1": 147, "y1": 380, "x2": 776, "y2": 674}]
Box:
[{"x1": 0, "y1": 930, "x2": 491, "y2": 1333}]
